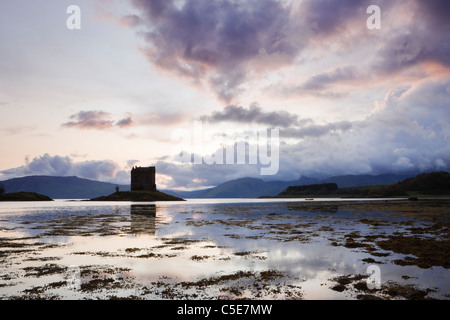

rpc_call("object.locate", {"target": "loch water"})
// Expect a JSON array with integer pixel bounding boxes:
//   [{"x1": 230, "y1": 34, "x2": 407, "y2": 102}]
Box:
[{"x1": 0, "y1": 198, "x2": 449, "y2": 300}]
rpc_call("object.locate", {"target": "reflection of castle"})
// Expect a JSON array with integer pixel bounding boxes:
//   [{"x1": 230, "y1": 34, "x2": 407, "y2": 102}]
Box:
[
  {"x1": 130, "y1": 204, "x2": 156, "y2": 216},
  {"x1": 131, "y1": 166, "x2": 156, "y2": 191},
  {"x1": 130, "y1": 204, "x2": 156, "y2": 236}
]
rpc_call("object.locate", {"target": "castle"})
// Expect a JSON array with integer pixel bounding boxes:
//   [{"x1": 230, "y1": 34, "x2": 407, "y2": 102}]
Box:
[{"x1": 131, "y1": 166, "x2": 156, "y2": 191}]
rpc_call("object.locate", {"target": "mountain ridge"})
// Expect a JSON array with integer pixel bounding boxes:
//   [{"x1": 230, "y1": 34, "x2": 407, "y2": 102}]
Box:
[
  {"x1": 0, "y1": 175, "x2": 129, "y2": 199},
  {"x1": 0, "y1": 173, "x2": 418, "y2": 199},
  {"x1": 163, "y1": 173, "x2": 415, "y2": 198}
]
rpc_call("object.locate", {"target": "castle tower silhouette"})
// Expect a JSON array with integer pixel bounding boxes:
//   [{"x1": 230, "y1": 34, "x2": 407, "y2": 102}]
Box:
[{"x1": 131, "y1": 166, "x2": 156, "y2": 191}]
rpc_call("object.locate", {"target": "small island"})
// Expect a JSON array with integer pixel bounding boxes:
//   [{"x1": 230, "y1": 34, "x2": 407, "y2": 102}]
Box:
[
  {"x1": 90, "y1": 190, "x2": 184, "y2": 202},
  {"x1": 89, "y1": 166, "x2": 184, "y2": 202},
  {"x1": 0, "y1": 191, "x2": 53, "y2": 202}
]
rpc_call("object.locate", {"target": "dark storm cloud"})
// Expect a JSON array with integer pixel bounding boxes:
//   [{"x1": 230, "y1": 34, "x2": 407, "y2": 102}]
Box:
[
  {"x1": 371, "y1": 0, "x2": 450, "y2": 73},
  {"x1": 415, "y1": 0, "x2": 450, "y2": 28},
  {"x1": 126, "y1": 0, "x2": 450, "y2": 102},
  {"x1": 301, "y1": 0, "x2": 450, "y2": 73},
  {"x1": 373, "y1": 29, "x2": 450, "y2": 74},
  {"x1": 129, "y1": 0, "x2": 303, "y2": 102},
  {"x1": 301, "y1": 0, "x2": 372, "y2": 35}
]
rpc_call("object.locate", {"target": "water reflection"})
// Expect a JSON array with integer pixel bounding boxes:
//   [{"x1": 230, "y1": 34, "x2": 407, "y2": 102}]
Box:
[
  {"x1": 0, "y1": 199, "x2": 449, "y2": 299},
  {"x1": 130, "y1": 204, "x2": 156, "y2": 236},
  {"x1": 130, "y1": 204, "x2": 156, "y2": 216}
]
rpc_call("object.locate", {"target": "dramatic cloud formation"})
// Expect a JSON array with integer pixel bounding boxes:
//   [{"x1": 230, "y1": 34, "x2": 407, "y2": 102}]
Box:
[
  {"x1": 372, "y1": 1, "x2": 450, "y2": 74},
  {"x1": 290, "y1": 79, "x2": 450, "y2": 176},
  {"x1": 125, "y1": 0, "x2": 450, "y2": 103},
  {"x1": 128, "y1": 0, "x2": 304, "y2": 102},
  {"x1": 155, "y1": 77, "x2": 450, "y2": 188},
  {"x1": 1, "y1": 1, "x2": 449, "y2": 190}
]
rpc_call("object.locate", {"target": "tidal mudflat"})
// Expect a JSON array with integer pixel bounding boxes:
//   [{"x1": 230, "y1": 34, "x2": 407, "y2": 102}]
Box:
[{"x1": 0, "y1": 199, "x2": 449, "y2": 300}]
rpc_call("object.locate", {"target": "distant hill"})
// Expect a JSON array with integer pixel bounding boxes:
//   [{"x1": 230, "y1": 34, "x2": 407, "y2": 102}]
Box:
[
  {"x1": 279, "y1": 183, "x2": 338, "y2": 196},
  {"x1": 0, "y1": 176, "x2": 129, "y2": 199},
  {"x1": 163, "y1": 176, "x2": 320, "y2": 199},
  {"x1": 322, "y1": 173, "x2": 413, "y2": 188},
  {"x1": 163, "y1": 173, "x2": 414, "y2": 198},
  {"x1": 372, "y1": 171, "x2": 450, "y2": 197},
  {"x1": 0, "y1": 192, "x2": 53, "y2": 202},
  {"x1": 0, "y1": 172, "x2": 421, "y2": 199},
  {"x1": 274, "y1": 172, "x2": 450, "y2": 198}
]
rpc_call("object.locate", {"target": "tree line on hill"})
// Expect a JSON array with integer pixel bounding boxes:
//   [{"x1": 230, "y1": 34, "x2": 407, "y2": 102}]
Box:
[{"x1": 276, "y1": 172, "x2": 450, "y2": 198}]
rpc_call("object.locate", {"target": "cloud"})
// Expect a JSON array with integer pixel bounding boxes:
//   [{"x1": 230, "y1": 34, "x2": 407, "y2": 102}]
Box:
[
  {"x1": 128, "y1": 0, "x2": 304, "y2": 102},
  {"x1": 155, "y1": 159, "x2": 262, "y2": 189},
  {"x1": 61, "y1": 111, "x2": 139, "y2": 130},
  {"x1": 62, "y1": 111, "x2": 115, "y2": 130},
  {"x1": 154, "y1": 78, "x2": 450, "y2": 187},
  {"x1": 200, "y1": 103, "x2": 302, "y2": 127},
  {"x1": 115, "y1": 116, "x2": 135, "y2": 128},
  {"x1": 199, "y1": 103, "x2": 353, "y2": 139},
  {"x1": 282, "y1": 121, "x2": 353, "y2": 139},
  {"x1": 301, "y1": 0, "x2": 372, "y2": 36},
  {"x1": 416, "y1": 0, "x2": 450, "y2": 28},
  {"x1": 300, "y1": 66, "x2": 362, "y2": 91},
  {"x1": 277, "y1": 66, "x2": 365, "y2": 98},
  {"x1": 0, "y1": 125, "x2": 36, "y2": 135},
  {"x1": 121, "y1": 0, "x2": 450, "y2": 101},
  {"x1": 369, "y1": 1, "x2": 450, "y2": 75},
  {"x1": 126, "y1": 159, "x2": 140, "y2": 169},
  {"x1": 0, "y1": 154, "x2": 129, "y2": 184},
  {"x1": 137, "y1": 112, "x2": 189, "y2": 126},
  {"x1": 124, "y1": 0, "x2": 450, "y2": 104}
]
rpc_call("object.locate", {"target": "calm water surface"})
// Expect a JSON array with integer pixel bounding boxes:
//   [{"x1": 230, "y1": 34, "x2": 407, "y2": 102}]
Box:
[{"x1": 0, "y1": 198, "x2": 449, "y2": 300}]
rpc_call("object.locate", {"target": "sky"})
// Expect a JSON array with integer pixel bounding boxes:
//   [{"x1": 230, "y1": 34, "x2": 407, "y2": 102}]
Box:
[{"x1": 1, "y1": 0, "x2": 449, "y2": 190}]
